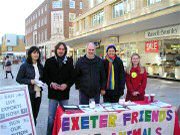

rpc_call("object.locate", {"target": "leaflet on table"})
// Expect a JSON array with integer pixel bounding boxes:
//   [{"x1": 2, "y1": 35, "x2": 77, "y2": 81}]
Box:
[
  {"x1": 150, "y1": 101, "x2": 172, "y2": 108},
  {"x1": 80, "y1": 104, "x2": 106, "y2": 112},
  {"x1": 62, "y1": 105, "x2": 80, "y2": 111},
  {"x1": 127, "y1": 105, "x2": 159, "y2": 110},
  {"x1": 100, "y1": 103, "x2": 128, "y2": 111}
]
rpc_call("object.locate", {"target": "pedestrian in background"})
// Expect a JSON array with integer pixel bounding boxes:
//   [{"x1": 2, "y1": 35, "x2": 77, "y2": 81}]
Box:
[
  {"x1": 103, "y1": 44, "x2": 125, "y2": 103},
  {"x1": 4, "y1": 55, "x2": 14, "y2": 79},
  {"x1": 125, "y1": 53, "x2": 147, "y2": 101},
  {"x1": 75, "y1": 42, "x2": 106, "y2": 105},
  {"x1": 16, "y1": 46, "x2": 44, "y2": 125},
  {"x1": 43, "y1": 42, "x2": 74, "y2": 135}
]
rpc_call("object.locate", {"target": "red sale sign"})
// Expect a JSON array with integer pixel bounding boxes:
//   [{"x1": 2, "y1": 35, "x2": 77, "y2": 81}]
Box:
[{"x1": 145, "y1": 40, "x2": 159, "y2": 53}]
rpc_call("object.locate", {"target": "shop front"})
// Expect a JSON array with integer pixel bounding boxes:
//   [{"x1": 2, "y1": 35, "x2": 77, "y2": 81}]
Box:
[{"x1": 115, "y1": 24, "x2": 180, "y2": 80}]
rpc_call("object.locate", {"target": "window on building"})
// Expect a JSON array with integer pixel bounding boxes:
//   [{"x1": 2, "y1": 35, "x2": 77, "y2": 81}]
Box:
[
  {"x1": 69, "y1": 13, "x2": 76, "y2": 22},
  {"x1": 35, "y1": 12, "x2": 37, "y2": 19},
  {"x1": 45, "y1": 4, "x2": 47, "y2": 11},
  {"x1": 80, "y1": 2, "x2": 83, "y2": 9},
  {"x1": 52, "y1": 0, "x2": 62, "y2": 9},
  {"x1": 41, "y1": 7, "x2": 44, "y2": 14},
  {"x1": 38, "y1": 33, "x2": 41, "y2": 43},
  {"x1": 44, "y1": 16, "x2": 47, "y2": 25},
  {"x1": 34, "y1": 23, "x2": 37, "y2": 30},
  {"x1": 112, "y1": 2, "x2": 124, "y2": 18},
  {"x1": 124, "y1": 0, "x2": 135, "y2": 13},
  {"x1": 41, "y1": 19, "x2": 44, "y2": 26},
  {"x1": 41, "y1": 31, "x2": 44, "y2": 41},
  {"x1": 92, "y1": 10, "x2": 104, "y2": 26},
  {"x1": 69, "y1": 0, "x2": 75, "y2": 8},
  {"x1": 69, "y1": 27, "x2": 74, "y2": 37},
  {"x1": 147, "y1": 0, "x2": 162, "y2": 6},
  {"x1": 45, "y1": 29, "x2": 47, "y2": 40},
  {"x1": 38, "y1": 9, "x2": 40, "y2": 16},
  {"x1": 38, "y1": 20, "x2": 41, "y2": 27}
]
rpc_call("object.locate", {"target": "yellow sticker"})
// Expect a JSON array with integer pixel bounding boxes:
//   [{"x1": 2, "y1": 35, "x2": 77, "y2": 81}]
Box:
[{"x1": 131, "y1": 72, "x2": 137, "y2": 78}]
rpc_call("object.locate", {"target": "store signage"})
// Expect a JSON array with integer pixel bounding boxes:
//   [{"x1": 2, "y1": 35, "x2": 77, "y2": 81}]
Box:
[
  {"x1": 145, "y1": 40, "x2": 159, "y2": 53},
  {"x1": 0, "y1": 85, "x2": 36, "y2": 135},
  {"x1": 145, "y1": 25, "x2": 180, "y2": 38}
]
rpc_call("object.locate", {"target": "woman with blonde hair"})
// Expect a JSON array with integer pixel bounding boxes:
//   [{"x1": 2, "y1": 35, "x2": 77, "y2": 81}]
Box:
[{"x1": 125, "y1": 53, "x2": 147, "y2": 101}]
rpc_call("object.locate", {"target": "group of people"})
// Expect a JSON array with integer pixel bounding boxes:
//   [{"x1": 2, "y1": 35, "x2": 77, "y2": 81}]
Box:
[{"x1": 16, "y1": 42, "x2": 147, "y2": 135}]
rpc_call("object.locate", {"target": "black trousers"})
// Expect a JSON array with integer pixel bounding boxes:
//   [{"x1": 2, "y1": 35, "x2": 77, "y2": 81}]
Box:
[
  {"x1": 103, "y1": 92, "x2": 121, "y2": 103},
  {"x1": 29, "y1": 93, "x2": 42, "y2": 126},
  {"x1": 5, "y1": 71, "x2": 13, "y2": 78}
]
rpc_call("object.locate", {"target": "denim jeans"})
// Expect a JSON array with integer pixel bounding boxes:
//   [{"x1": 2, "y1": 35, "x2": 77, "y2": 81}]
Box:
[
  {"x1": 79, "y1": 91, "x2": 100, "y2": 105},
  {"x1": 46, "y1": 99, "x2": 68, "y2": 135}
]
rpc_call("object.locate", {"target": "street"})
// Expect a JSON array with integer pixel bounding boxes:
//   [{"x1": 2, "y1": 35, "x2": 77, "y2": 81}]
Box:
[{"x1": 0, "y1": 63, "x2": 179, "y2": 135}]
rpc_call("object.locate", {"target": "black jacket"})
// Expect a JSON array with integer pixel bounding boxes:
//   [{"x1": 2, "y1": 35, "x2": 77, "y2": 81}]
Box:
[
  {"x1": 16, "y1": 62, "x2": 43, "y2": 94},
  {"x1": 43, "y1": 56, "x2": 74, "y2": 100},
  {"x1": 75, "y1": 55, "x2": 106, "y2": 98},
  {"x1": 103, "y1": 56, "x2": 125, "y2": 96}
]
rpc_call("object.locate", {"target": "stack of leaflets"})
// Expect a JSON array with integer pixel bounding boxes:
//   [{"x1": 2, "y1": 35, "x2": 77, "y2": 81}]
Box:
[{"x1": 62, "y1": 105, "x2": 79, "y2": 111}]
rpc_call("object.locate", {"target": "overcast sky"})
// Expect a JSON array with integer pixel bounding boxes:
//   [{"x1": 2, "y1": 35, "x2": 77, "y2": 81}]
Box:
[{"x1": 0, "y1": 0, "x2": 44, "y2": 41}]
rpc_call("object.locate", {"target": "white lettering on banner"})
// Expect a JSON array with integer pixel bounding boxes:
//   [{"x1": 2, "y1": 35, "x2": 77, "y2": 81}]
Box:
[
  {"x1": 58, "y1": 108, "x2": 175, "y2": 135},
  {"x1": 0, "y1": 85, "x2": 36, "y2": 135},
  {"x1": 145, "y1": 24, "x2": 180, "y2": 38}
]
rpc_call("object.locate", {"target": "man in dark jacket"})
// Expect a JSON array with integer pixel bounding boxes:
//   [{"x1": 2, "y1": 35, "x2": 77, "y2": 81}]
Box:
[
  {"x1": 75, "y1": 42, "x2": 106, "y2": 105},
  {"x1": 43, "y1": 42, "x2": 74, "y2": 135}
]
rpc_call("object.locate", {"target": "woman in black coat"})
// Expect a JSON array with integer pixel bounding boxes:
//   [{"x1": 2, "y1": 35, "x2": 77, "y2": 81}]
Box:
[
  {"x1": 103, "y1": 44, "x2": 125, "y2": 103},
  {"x1": 16, "y1": 46, "x2": 44, "y2": 125}
]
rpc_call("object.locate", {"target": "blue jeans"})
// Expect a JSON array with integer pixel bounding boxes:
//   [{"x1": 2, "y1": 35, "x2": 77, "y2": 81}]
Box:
[
  {"x1": 46, "y1": 99, "x2": 68, "y2": 135},
  {"x1": 79, "y1": 91, "x2": 100, "y2": 105}
]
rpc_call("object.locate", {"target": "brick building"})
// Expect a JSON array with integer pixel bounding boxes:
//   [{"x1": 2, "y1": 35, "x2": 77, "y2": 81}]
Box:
[{"x1": 25, "y1": 0, "x2": 85, "y2": 58}]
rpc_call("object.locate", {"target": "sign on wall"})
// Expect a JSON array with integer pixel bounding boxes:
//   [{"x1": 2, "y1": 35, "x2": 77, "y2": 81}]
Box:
[
  {"x1": 145, "y1": 40, "x2": 159, "y2": 53},
  {"x1": 0, "y1": 85, "x2": 36, "y2": 135},
  {"x1": 145, "y1": 24, "x2": 180, "y2": 38}
]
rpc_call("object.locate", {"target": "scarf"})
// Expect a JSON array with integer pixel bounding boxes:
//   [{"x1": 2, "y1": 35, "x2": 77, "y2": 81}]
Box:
[
  {"x1": 106, "y1": 55, "x2": 116, "y2": 90},
  {"x1": 56, "y1": 55, "x2": 67, "y2": 68}
]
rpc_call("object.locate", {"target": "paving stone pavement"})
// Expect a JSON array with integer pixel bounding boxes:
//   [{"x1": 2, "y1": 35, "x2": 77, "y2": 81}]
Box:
[{"x1": 0, "y1": 63, "x2": 179, "y2": 135}]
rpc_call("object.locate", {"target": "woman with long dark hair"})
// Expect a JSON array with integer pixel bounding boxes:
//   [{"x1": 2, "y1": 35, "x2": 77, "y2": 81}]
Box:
[
  {"x1": 125, "y1": 53, "x2": 147, "y2": 101},
  {"x1": 16, "y1": 46, "x2": 44, "y2": 125}
]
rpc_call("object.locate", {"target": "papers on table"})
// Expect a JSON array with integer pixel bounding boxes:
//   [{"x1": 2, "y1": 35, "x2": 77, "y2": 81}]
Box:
[
  {"x1": 78, "y1": 104, "x2": 106, "y2": 113},
  {"x1": 77, "y1": 101, "x2": 172, "y2": 113},
  {"x1": 127, "y1": 105, "x2": 159, "y2": 110},
  {"x1": 101, "y1": 103, "x2": 128, "y2": 111},
  {"x1": 150, "y1": 101, "x2": 172, "y2": 108},
  {"x1": 62, "y1": 105, "x2": 80, "y2": 111}
]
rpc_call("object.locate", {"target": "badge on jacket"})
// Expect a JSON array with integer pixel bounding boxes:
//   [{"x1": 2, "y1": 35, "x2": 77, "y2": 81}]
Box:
[{"x1": 131, "y1": 72, "x2": 137, "y2": 78}]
